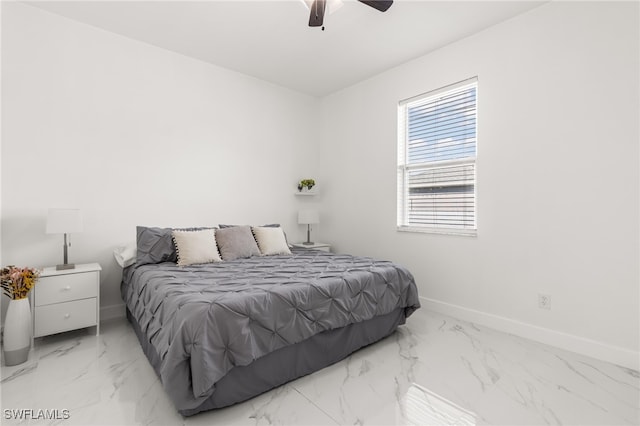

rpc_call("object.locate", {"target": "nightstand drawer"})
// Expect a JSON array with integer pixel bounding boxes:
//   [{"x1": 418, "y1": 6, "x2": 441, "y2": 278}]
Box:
[
  {"x1": 35, "y1": 271, "x2": 99, "y2": 306},
  {"x1": 34, "y1": 298, "x2": 97, "y2": 337}
]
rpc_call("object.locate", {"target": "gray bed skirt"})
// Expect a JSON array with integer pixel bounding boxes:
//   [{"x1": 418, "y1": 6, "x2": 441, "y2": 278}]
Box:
[{"x1": 126, "y1": 307, "x2": 407, "y2": 417}]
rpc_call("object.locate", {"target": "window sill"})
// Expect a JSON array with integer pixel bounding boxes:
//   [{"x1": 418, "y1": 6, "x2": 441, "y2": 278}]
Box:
[{"x1": 397, "y1": 226, "x2": 477, "y2": 237}]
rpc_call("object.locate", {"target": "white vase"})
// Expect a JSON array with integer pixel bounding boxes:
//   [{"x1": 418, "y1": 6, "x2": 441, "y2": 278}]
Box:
[{"x1": 3, "y1": 298, "x2": 32, "y2": 366}]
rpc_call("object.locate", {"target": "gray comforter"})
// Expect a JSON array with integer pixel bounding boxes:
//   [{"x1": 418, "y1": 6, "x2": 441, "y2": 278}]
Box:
[{"x1": 121, "y1": 249, "x2": 420, "y2": 411}]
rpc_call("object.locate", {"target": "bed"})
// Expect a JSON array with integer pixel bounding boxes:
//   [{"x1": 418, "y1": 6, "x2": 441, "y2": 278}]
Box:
[{"x1": 120, "y1": 226, "x2": 420, "y2": 416}]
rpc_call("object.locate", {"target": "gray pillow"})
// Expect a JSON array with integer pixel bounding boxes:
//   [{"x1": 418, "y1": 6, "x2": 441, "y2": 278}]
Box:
[
  {"x1": 215, "y1": 226, "x2": 261, "y2": 261},
  {"x1": 136, "y1": 226, "x2": 177, "y2": 265},
  {"x1": 218, "y1": 223, "x2": 280, "y2": 228},
  {"x1": 219, "y1": 223, "x2": 289, "y2": 245},
  {"x1": 136, "y1": 226, "x2": 216, "y2": 265}
]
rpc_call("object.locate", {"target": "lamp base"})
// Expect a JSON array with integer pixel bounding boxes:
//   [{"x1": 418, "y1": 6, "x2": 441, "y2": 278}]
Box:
[
  {"x1": 302, "y1": 241, "x2": 315, "y2": 245},
  {"x1": 56, "y1": 263, "x2": 75, "y2": 271}
]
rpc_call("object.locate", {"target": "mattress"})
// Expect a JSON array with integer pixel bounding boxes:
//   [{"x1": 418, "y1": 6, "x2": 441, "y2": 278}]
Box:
[{"x1": 121, "y1": 249, "x2": 420, "y2": 415}]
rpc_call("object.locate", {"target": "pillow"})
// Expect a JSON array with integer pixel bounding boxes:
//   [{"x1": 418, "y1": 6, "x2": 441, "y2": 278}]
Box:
[
  {"x1": 219, "y1": 223, "x2": 289, "y2": 246},
  {"x1": 252, "y1": 226, "x2": 291, "y2": 256},
  {"x1": 215, "y1": 226, "x2": 261, "y2": 261},
  {"x1": 219, "y1": 223, "x2": 281, "y2": 228},
  {"x1": 172, "y1": 229, "x2": 222, "y2": 266},
  {"x1": 113, "y1": 242, "x2": 137, "y2": 268},
  {"x1": 136, "y1": 226, "x2": 216, "y2": 265},
  {"x1": 136, "y1": 226, "x2": 177, "y2": 265}
]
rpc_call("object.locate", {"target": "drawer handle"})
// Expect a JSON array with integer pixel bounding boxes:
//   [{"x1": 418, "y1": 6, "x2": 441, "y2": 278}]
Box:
[
  {"x1": 64, "y1": 313, "x2": 71, "y2": 319},
  {"x1": 63, "y1": 286, "x2": 71, "y2": 291}
]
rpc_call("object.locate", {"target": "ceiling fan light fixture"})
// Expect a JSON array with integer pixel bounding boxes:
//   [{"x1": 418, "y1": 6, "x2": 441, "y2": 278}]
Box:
[
  {"x1": 328, "y1": 0, "x2": 344, "y2": 14},
  {"x1": 301, "y1": 0, "x2": 343, "y2": 14},
  {"x1": 305, "y1": 0, "x2": 391, "y2": 28}
]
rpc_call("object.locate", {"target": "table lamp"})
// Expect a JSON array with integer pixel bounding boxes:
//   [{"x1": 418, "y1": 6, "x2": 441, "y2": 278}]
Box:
[
  {"x1": 46, "y1": 208, "x2": 83, "y2": 270},
  {"x1": 298, "y1": 209, "x2": 319, "y2": 245}
]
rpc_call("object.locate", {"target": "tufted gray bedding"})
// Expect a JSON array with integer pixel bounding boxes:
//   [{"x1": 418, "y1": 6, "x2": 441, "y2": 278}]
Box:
[{"x1": 121, "y1": 249, "x2": 420, "y2": 415}]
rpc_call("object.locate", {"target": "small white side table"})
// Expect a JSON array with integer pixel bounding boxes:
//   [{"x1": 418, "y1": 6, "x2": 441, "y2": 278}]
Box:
[
  {"x1": 291, "y1": 242, "x2": 331, "y2": 253},
  {"x1": 33, "y1": 263, "x2": 101, "y2": 338}
]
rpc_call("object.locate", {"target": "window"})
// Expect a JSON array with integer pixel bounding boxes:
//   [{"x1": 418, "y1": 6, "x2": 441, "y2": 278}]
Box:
[{"x1": 397, "y1": 78, "x2": 477, "y2": 234}]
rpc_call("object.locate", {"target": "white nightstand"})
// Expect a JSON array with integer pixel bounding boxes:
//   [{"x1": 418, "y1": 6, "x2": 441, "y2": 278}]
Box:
[
  {"x1": 33, "y1": 263, "x2": 101, "y2": 338},
  {"x1": 291, "y1": 242, "x2": 331, "y2": 252}
]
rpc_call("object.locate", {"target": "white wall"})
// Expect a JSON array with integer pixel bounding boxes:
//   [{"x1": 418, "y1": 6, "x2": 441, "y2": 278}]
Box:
[
  {"x1": 2, "y1": 1, "x2": 638, "y2": 370},
  {"x1": 319, "y1": 1, "x2": 639, "y2": 369},
  {"x1": 1, "y1": 3, "x2": 320, "y2": 321}
]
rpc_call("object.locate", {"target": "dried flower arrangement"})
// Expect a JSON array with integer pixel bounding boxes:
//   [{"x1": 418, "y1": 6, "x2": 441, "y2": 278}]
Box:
[{"x1": 1, "y1": 266, "x2": 41, "y2": 300}]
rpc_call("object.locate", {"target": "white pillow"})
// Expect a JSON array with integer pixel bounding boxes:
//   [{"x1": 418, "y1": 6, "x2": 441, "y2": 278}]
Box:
[
  {"x1": 172, "y1": 229, "x2": 222, "y2": 266},
  {"x1": 113, "y1": 242, "x2": 137, "y2": 268},
  {"x1": 252, "y1": 226, "x2": 291, "y2": 256}
]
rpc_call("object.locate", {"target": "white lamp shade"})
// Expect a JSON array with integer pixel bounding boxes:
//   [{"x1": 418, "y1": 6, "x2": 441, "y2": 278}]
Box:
[
  {"x1": 298, "y1": 209, "x2": 319, "y2": 225},
  {"x1": 46, "y1": 209, "x2": 83, "y2": 234}
]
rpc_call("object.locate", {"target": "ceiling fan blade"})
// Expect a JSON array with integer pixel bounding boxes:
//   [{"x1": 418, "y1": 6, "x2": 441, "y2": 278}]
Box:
[
  {"x1": 309, "y1": 0, "x2": 327, "y2": 27},
  {"x1": 357, "y1": 0, "x2": 393, "y2": 12}
]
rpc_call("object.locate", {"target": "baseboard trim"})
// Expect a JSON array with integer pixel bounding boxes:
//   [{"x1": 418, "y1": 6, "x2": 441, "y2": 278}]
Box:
[
  {"x1": 100, "y1": 303, "x2": 126, "y2": 322},
  {"x1": 421, "y1": 297, "x2": 639, "y2": 371}
]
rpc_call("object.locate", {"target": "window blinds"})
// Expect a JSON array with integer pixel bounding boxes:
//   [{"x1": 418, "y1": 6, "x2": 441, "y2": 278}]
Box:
[{"x1": 398, "y1": 78, "x2": 477, "y2": 232}]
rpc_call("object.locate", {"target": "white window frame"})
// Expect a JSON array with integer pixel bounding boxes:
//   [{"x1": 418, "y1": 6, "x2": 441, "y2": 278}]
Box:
[{"x1": 397, "y1": 77, "x2": 478, "y2": 236}]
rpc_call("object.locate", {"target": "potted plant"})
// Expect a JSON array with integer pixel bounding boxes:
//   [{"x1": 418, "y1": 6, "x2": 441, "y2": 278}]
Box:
[
  {"x1": 297, "y1": 179, "x2": 316, "y2": 192},
  {"x1": 1, "y1": 265, "x2": 40, "y2": 365}
]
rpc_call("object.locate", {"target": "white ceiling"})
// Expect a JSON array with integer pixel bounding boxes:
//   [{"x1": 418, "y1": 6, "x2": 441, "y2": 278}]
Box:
[{"x1": 27, "y1": 0, "x2": 546, "y2": 97}]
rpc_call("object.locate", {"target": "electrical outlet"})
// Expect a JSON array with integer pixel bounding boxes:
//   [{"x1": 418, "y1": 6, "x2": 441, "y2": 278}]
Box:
[{"x1": 538, "y1": 294, "x2": 551, "y2": 310}]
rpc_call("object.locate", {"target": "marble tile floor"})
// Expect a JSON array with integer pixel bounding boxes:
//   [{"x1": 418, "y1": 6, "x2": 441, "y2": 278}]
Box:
[{"x1": 1, "y1": 308, "x2": 638, "y2": 426}]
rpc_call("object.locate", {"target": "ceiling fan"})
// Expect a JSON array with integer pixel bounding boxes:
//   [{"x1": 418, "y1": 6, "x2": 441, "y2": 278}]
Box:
[{"x1": 307, "y1": 0, "x2": 393, "y2": 28}]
